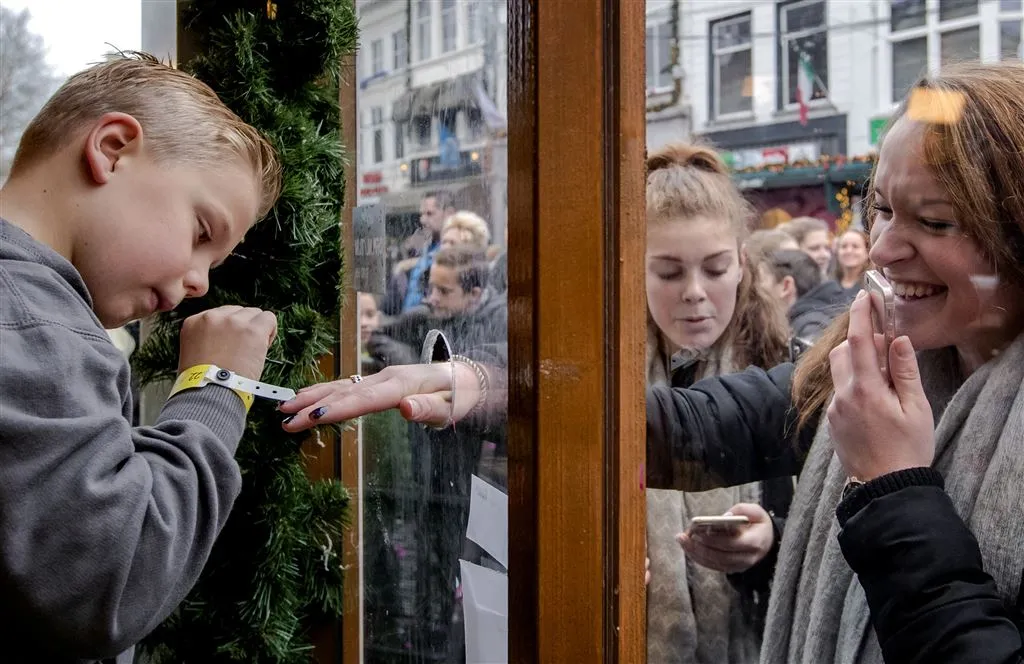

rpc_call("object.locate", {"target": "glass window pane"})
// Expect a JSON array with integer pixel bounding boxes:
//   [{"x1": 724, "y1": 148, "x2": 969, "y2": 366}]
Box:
[
  {"x1": 939, "y1": 0, "x2": 979, "y2": 22},
  {"x1": 1002, "y1": 20, "x2": 1022, "y2": 60},
  {"x1": 941, "y1": 26, "x2": 981, "y2": 67},
  {"x1": 1001, "y1": 0, "x2": 1023, "y2": 12},
  {"x1": 785, "y1": 32, "x2": 828, "y2": 105},
  {"x1": 355, "y1": 2, "x2": 508, "y2": 661},
  {"x1": 646, "y1": 26, "x2": 656, "y2": 89},
  {"x1": 717, "y1": 49, "x2": 753, "y2": 115},
  {"x1": 783, "y1": 0, "x2": 826, "y2": 33},
  {"x1": 892, "y1": 37, "x2": 927, "y2": 102},
  {"x1": 442, "y1": 0, "x2": 457, "y2": 53},
  {"x1": 713, "y1": 16, "x2": 750, "y2": 50},
  {"x1": 658, "y1": 24, "x2": 673, "y2": 88},
  {"x1": 890, "y1": 0, "x2": 927, "y2": 32}
]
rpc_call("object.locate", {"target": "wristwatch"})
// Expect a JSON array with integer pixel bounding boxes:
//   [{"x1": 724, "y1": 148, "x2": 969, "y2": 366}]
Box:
[{"x1": 842, "y1": 476, "x2": 866, "y2": 501}]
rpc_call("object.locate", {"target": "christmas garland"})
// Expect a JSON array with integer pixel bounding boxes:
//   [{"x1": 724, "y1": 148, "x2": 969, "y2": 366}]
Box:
[
  {"x1": 133, "y1": 1, "x2": 357, "y2": 661},
  {"x1": 731, "y1": 152, "x2": 877, "y2": 176}
]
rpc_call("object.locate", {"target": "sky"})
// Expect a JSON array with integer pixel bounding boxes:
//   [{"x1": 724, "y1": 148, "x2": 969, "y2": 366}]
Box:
[{"x1": 1, "y1": 0, "x2": 141, "y2": 78}]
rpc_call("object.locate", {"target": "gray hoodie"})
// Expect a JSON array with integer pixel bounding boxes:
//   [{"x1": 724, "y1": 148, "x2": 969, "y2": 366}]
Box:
[{"x1": 0, "y1": 218, "x2": 247, "y2": 662}]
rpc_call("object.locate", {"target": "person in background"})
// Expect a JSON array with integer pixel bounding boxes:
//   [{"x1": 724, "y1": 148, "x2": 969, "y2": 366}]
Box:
[
  {"x1": 393, "y1": 190, "x2": 457, "y2": 315},
  {"x1": 440, "y1": 210, "x2": 491, "y2": 251},
  {"x1": 758, "y1": 249, "x2": 823, "y2": 316},
  {"x1": 832, "y1": 228, "x2": 872, "y2": 297},
  {"x1": 743, "y1": 228, "x2": 799, "y2": 266},
  {"x1": 782, "y1": 216, "x2": 832, "y2": 278},
  {"x1": 644, "y1": 143, "x2": 791, "y2": 664},
  {"x1": 759, "y1": 207, "x2": 792, "y2": 230},
  {"x1": 758, "y1": 249, "x2": 836, "y2": 357}
]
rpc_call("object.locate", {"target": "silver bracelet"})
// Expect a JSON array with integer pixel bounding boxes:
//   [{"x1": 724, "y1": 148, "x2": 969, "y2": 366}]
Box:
[{"x1": 452, "y1": 354, "x2": 489, "y2": 420}]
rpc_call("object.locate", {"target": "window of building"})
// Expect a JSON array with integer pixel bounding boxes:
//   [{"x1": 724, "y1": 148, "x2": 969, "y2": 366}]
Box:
[
  {"x1": 393, "y1": 28, "x2": 408, "y2": 69},
  {"x1": 646, "y1": 18, "x2": 673, "y2": 93},
  {"x1": 370, "y1": 39, "x2": 384, "y2": 76},
  {"x1": 371, "y1": 106, "x2": 384, "y2": 164},
  {"x1": 467, "y1": 1, "x2": 481, "y2": 44},
  {"x1": 938, "y1": 0, "x2": 978, "y2": 22},
  {"x1": 1000, "y1": 0, "x2": 1023, "y2": 60},
  {"x1": 394, "y1": 121, "x2": 405, "y2": 160},
  {"x1": 415, "y1": 115, "x2": 432, "y2": 148},
  {"x1": 442, "y1": 0, "x2": 458, "y2": 53},
  {"x1": 778, "y1": 0, "x2": 829, "y2": 108},
  {"x1": 417, "y1": 1, "x2": 432, "y2": 61},
  {"x1": 710, "y1": 13, "x2": 753, "y2": 118},
  {"x1": 889, "y1": 0, "x2": 983, "y2": 103}
]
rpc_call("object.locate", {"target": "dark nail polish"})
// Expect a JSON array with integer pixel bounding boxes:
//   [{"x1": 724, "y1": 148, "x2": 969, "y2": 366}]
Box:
[
  {"x1": 282, "y1": 415, "x2": 295, "y2": 424},
  {"x1": 311, "y1": 407, "x2": 327, "y2": 420}
]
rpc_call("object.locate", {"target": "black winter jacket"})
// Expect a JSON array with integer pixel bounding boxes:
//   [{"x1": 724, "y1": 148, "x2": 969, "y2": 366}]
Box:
[
  {"x1": 837, "y1": 469, "x2": 1024, "y2": 664},
  {"x1": 645, "y1": 364, "x2": 1024, "y2": 662}
]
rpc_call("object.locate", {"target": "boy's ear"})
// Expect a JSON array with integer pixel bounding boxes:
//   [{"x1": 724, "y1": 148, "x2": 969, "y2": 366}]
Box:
[{"x1": 83, "y1": 112, "x2": 145, "y2": 185}]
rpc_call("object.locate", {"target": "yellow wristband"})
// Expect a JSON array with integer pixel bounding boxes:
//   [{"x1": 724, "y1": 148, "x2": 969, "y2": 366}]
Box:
[{"x1": 169, "y1": 364, "x2": 255, "y2": 413}]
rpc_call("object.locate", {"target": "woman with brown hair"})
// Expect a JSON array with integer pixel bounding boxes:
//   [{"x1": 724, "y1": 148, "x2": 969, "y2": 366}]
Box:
[
  {"x1": 643, "y1": 143, "x2": 790, "y2": 663},
  {"x1": 832, "y1": 228, "x2": 872, "y2": 294}
]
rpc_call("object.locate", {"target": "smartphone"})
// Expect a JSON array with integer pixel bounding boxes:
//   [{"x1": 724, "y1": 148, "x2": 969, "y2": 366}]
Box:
[
  {"x1": 864, "y1": 270, "x2": 896, "y2": 382},
  {"x1": 689, "y1": 515, "x2": 750, "y2": 533}
]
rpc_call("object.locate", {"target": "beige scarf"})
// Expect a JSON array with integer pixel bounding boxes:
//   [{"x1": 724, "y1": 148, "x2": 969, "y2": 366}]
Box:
[
  {"x1": 761, "y1": 330, "x2": 1024, "y2": 664},
  {"x1": 646, "y1": 322, "x2": 763, "y2": 664}
]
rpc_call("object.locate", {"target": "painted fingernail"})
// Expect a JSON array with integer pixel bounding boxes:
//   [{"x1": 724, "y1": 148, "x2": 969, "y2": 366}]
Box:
[
  {"x1": 311, "y1": 407, "x2": 327, "y2": 420},
  {"x1": 282, "y1": 415, "x2": 295, "y2": 424}
]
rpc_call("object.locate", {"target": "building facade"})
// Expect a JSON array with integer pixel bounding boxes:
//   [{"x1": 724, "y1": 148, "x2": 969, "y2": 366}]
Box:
[
  {"x1": 647, "y1": 0, "x2": 1022, "y2": 226},
  {"x1": 355, "y1": 0, "x2": 508, "y2": 244}
]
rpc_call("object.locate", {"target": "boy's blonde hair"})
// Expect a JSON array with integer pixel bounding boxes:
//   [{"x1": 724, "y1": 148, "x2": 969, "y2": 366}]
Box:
[
  {"x1": 442, "y1": 211, "x2": 491, "y2": 250},
  {"x1": 11, "y1": 52, "x2": 282, "y2": 219}
]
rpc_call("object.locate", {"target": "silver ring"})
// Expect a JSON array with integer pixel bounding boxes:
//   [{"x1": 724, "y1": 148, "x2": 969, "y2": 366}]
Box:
[{"x1": 349, "y1": 374, "x2": 363, "y2": 384}]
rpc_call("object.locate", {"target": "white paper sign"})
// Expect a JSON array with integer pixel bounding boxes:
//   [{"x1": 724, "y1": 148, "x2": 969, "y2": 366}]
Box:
[
  {"x1": 466, "y1": 474, "x2": 509, "y2": 569},
  {"x1": 460, "y1": 560, "x2": 508, "y2": 664}
]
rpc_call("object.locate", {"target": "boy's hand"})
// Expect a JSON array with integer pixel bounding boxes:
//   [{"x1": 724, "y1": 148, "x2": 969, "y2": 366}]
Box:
[{"x1": 178, "y1": 306, "x2": 278, "y2": 380}]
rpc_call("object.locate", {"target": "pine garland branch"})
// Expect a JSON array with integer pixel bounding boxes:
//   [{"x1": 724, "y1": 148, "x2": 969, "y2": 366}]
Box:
[{"x1": 133, "y1": 0, "x2": 357, "y2": 661}]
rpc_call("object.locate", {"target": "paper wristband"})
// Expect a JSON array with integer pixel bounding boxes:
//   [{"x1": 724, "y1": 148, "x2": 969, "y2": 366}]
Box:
[{"x1": 169, "y1": 364, "x2": 297, "y2": 413}]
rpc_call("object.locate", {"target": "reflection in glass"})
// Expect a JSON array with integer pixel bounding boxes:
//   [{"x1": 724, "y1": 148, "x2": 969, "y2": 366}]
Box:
[{"x1": 355, "y1": 0, "x2": 508, "y2": 660}]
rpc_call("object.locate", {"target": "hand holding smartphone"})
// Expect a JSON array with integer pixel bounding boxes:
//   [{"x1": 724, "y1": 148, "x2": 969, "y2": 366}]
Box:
[{"x1": 863, "y1": 270, "x2": 896, "y2": 383}]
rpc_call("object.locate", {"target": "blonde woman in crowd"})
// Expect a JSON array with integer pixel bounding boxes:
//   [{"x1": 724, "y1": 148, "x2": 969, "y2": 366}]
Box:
[
  {"x1": 782, "y1": 216, "x2": 832, "y2": 277},
  {"x1": 643, "y1": 143, "x2": 791, "y2": 663}
]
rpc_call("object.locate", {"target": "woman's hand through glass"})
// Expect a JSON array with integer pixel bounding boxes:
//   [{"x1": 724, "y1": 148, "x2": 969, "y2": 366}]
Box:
[{"x1": 279, "y1": 361, "x2": 482, "y2": 431}]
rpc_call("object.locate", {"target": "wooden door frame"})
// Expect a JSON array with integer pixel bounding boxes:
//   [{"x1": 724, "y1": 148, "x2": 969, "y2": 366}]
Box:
[
  {"x1": 337, "y1": 0, "x2": 647, "y2": 661},
  {"x1": 506, "y1": 0, "x2": 646, "y2": 661}
]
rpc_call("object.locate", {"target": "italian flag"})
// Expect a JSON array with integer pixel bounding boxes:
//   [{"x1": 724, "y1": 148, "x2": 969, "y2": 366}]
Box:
[{"x1": 797, "y1": 52, "x2": 814, "y2": 126}]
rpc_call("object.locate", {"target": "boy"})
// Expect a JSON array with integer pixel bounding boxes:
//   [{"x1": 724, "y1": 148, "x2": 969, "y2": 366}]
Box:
[{"x1": 0, "y1": 54, "x2": 280, "y2": 662}]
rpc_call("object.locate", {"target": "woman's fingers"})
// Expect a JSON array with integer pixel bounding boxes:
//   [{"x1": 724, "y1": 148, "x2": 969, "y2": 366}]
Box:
[
  {"x1": 848, "y1": 291, "x2": 885, "y2": 382},
  {"x1": 281, "y1": 364, "x2": 455, "y2": 432}
]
